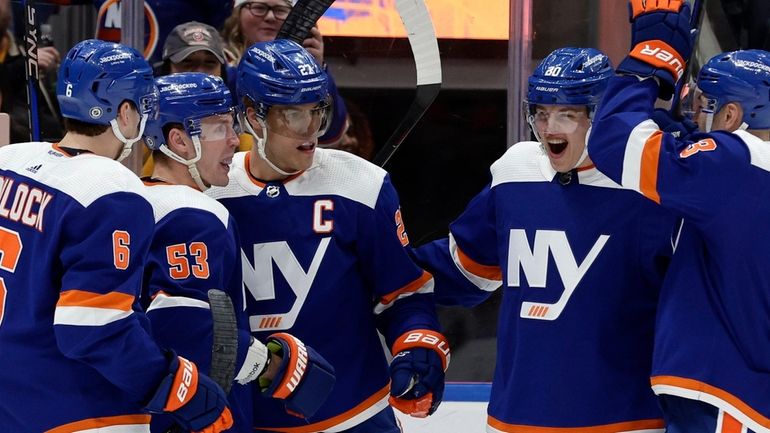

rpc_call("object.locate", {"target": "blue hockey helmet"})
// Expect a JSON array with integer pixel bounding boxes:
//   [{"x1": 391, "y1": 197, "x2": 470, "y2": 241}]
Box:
[
  {"x1": 57, "y1": 39, "x2": 156, "y2": 125},
  {"x1": 144, "y1": 72, "x2": 235, "y2": 150},
  {"x1": 525, "y1": 47, "x2": 614, "y2": 112},
  {"x1": 697, "y1": 49, "x2": 770, "y2": 130},
  {"x1": 236, "y1": 39, "x2": 329, "y2": 119}
]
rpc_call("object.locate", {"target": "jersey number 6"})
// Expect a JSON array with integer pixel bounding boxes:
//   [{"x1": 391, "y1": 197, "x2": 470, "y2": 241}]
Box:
[{"x1": 0, "y1": 227, "x2": 22, "y2": 327}]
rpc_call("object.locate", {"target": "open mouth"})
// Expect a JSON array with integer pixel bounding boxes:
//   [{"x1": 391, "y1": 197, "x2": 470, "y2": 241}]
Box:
[
  {"x1": 297, "y1": 142, "x2": 315, "y2": 152},
  {"x1": 546, "y1": 139, "x2": 568, "y2": 156}
]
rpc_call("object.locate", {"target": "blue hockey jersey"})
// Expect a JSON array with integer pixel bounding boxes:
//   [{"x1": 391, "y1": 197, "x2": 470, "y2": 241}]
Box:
[
  {"x1": 588, "y1": 75, "x2": 770, "y2": 433},
  {"x1": 142, "y1": 181, "x2": 254, "y2": 433},
  {"x1": 0, "y1": 142, "x2": 169, "y2": 432},
  {"x1": 412, "y1": 141, "x2": 677, "y2": 432},
  {"x1": 206, "y1": 149, "x2": 440, "y2": 432}
]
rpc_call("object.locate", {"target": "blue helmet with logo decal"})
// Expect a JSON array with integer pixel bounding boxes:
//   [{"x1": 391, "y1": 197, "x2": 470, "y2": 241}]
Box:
[
  {"x1": 236, "y1": 39, "x2": 329, "y2": 119},
  {"x1": 57, "y1": 39, "x2": 156, "y2": 125},
  {"x1": 525, "y1": 47, "x2": 614, "y2": 113},
  {"x1": 697, "y1": 49, "x2": 770, "y2": 130},
  {"x1": 144, "y1": 72, "x2": 234, "y2": 151}
]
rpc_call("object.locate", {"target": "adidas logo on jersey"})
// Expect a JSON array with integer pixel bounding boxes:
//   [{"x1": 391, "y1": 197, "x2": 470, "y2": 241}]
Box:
[{"x1": 26, "y1": 164, "x2": 43, "y2": 174}]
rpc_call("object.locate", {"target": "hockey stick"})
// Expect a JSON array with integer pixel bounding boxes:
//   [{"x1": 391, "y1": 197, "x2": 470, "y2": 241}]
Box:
[
  {"x1": 276, "y1": 0, "x2": 335, "y2": 43},
  {"x1": 372, "y1": 0, "x2": 441, "y2": 167},
  {"x1": 166, "y1": 289, "x2": 238, "y2": 433},
  {"x1": 23, "y1": 0, "x2": 41, "y2": 141},
  {"x1": 671, "y1": 0, "x2": 707, "y2": 119},
  {"x1": 276, "y1": 0, "x2": 441, "y2": 168},
  {"x1": 207, "y1": 289, "x2": 239, "y2": 394}
]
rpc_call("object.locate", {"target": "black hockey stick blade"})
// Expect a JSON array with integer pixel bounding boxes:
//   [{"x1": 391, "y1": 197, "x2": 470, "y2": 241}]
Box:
[
  {"x1": 373, "y1": 0, "x2": 442, "y2": 167},
  {"x1": 207, "y1": 289, "x2": 239, "y2": 394},
  {"x1": 276, "y1": 0, "x2": 335, "y2": 44},
  {"x1": 671, "y1": 0, "x2": 707, "y2": 118},
  {"x1": 23, "y1": 0, "x2": 41, "y2": 141}
]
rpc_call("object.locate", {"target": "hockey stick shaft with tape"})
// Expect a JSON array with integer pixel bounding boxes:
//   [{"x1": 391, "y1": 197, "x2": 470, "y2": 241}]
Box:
[
  {"x1": 23, "y1": 0, "x2": 41, "y2": 141},
  {"x1": 671, "y1": 0, "x2": 706, "y2": 118},
  {"x1": 276, "y1": 0, "x2": 335, "y2": 43},
  {"x1": 372, "y1": 0, "x2": 441, "y2": 167},
  {"x1": 166, "y1": 289, "x2": 238, "y2": 433}
]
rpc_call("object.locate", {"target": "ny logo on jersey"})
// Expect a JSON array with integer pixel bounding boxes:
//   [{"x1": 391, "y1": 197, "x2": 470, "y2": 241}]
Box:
[
  {"x1": 508, "y1": 229, "x2": 609, "y2": 321},
  {"x1": 242, "y1": 238, "x2": 331, "y2": 331}
]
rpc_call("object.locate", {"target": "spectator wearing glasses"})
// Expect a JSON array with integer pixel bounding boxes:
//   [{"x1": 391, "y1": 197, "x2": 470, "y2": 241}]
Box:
[{"x1": 222, "y1": 0, "x2": 347, "y2": 147}]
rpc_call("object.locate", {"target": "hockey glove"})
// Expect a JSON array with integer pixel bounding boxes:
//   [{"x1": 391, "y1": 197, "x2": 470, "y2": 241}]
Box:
[
  {"x1": 651, "y1": 108, "x2": 698, "y2": 139},
  {"x1": 260, "y1": 333, "x2": 336, "y2": 419},
  {"x1": 617, "y1": 0, "x2": 694, "y2": 99},
  {"x1": 145, "y1": 353, "x2": 233, "y2": 433},
  {"x1": 389, "y1": 330, "x2": 450, "y2": 418}
]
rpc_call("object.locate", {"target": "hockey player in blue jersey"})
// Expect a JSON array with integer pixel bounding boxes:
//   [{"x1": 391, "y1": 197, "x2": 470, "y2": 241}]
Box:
[
  {"x1": 411, "y1": 47, "x2": 679, "y2": 432},
  {"x1": 0, "y1": 40, "x2": 232, "y2": 433},
  {"x1": 206, "y1": 39, "x2": 450, "y2": 432},
  {"x1": 141, "y1": 72, "x2": 335, "y2": 432},
  {"x1": 587, "y1": 1, "x2": 770, "y2": 432}
]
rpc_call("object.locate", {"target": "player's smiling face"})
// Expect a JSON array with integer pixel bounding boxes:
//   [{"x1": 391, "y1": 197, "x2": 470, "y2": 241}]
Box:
[
  {"x1": 533, "y1": 104, "x2": 592, "y2": 172},
  {"x1": 197, "y1": 113, "x2": 239, "y2": 187}
]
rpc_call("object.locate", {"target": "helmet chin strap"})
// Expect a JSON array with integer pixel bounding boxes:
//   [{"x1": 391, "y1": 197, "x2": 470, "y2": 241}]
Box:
[
  {"x1": 241, "y1": 113, "x2": 300, "y2": 177},
  {"x1": 110, "y1": 114, "x2": 148, "y2": 162},
  {"x1": 574, "y1": 124, "x2": 592, "y2": 169},
  {"x1": 159, "y1": 135, "x2": 208, "y2": 191}
]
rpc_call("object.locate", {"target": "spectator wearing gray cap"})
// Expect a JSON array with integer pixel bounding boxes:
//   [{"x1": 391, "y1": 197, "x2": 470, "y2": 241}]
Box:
[{"x1": 157, "y1": 21, "x2": 232, "y2": 80}]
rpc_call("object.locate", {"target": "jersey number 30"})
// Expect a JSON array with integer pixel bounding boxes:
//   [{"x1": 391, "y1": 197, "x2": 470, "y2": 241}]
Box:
[{"x1": 0, "y1": 227, "x2": 22, "y2": 327}]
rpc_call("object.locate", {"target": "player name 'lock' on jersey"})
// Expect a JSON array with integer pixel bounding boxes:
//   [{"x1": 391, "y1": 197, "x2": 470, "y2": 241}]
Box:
[{"x1": 0, "y1": 176, "x2": 53, "y2": 232}]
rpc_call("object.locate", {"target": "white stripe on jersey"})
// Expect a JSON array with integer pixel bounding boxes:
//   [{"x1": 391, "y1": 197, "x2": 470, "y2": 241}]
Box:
[
  {"x1": 53, "y1": 306, "x2": 133, "y2": 326},
  {"x1": 736, "y1": 129, "x2": 770, "y2": 173},
  {"x1": 146, "y1": 292, "x2": 210, "y2": 312},
  {"x1": 620, "y1": 119, "x2": 659, "y2": 194},
  {"x1": 449, "y1": 232, "x2": 501, "y2": 292}
]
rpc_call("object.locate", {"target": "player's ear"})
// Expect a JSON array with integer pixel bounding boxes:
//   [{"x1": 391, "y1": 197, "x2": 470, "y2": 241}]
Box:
[
  {"x1": 723, "y1": 102, "x2": 745, "y2": 132},
  {"x1": 116, "y1": 101, "x2": 138, "y2": 128},
  {"x1": 246, "y1": 107, "x2": 265, "y2": 135},
  {"x1": 167, "y1": 127, "x2": 193, "y2": 158}
]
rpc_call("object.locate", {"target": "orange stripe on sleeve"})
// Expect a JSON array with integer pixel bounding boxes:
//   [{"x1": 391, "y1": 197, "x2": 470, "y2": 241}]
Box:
[
  {"x1": 651, "y1": 376, "x2": 770, "y2": 430},
  {"x1": 640, "y1": 131, "x2": 663, "y2": 204},
  {"x1": 45, "y1": 414, "x2": 151, "y2": 433},
  {"x1": 57, "y1": 290, "x2": 134, "y2": 311},
  {"x1": 379, "y1": 271, "x2": 433, "y2": 306},
  {"x1": 255, "y1": 384, "x2": 390, "y2": 433},
  {"x1": 457, "y1": 246, "x2": 502, "y2": 281},
  {"x1": 488, "y1": 416, "x2": 664, "y2": 433}
]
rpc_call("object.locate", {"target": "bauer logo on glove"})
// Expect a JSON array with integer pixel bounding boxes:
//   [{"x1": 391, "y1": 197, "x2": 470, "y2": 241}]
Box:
[{"x1": 389, "y1": 330, "x2": 450, "y2": 418}]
